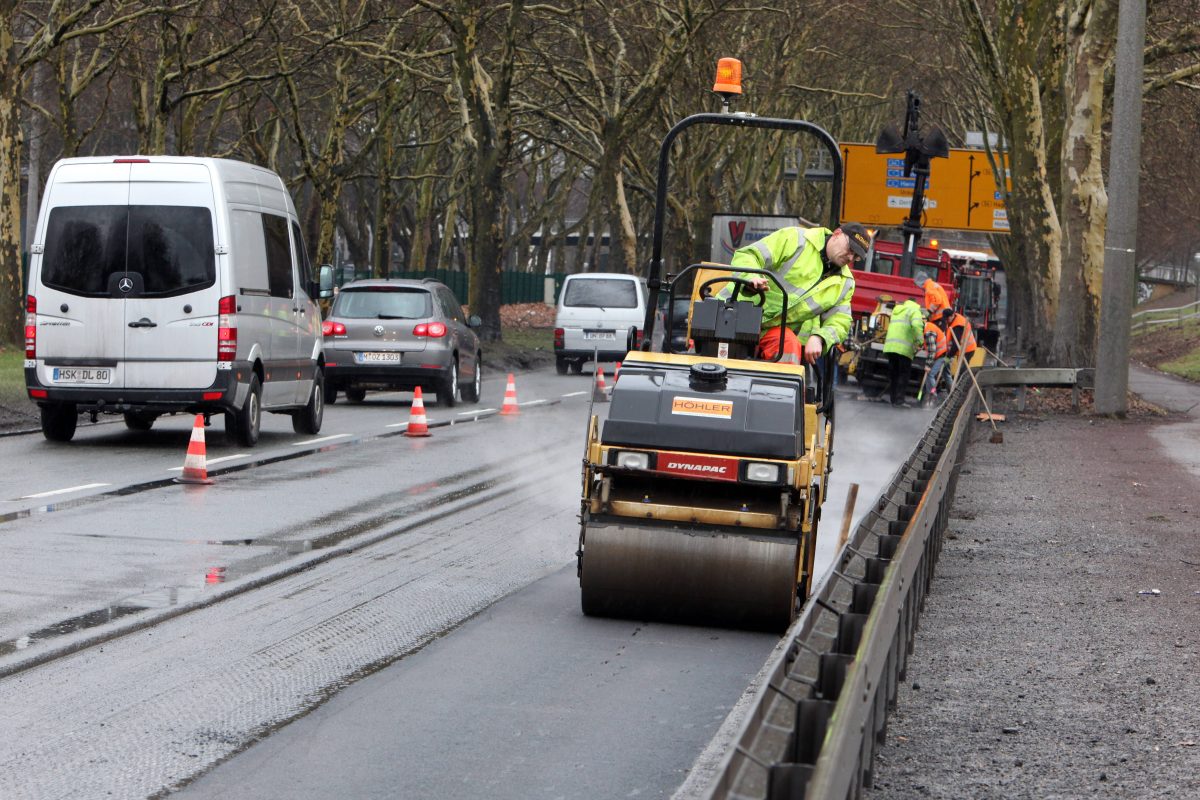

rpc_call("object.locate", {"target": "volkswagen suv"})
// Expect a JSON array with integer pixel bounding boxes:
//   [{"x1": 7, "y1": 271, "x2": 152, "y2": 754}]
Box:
[{"x1": 322, "y1": 278, "x2": 482, "y2": 406}]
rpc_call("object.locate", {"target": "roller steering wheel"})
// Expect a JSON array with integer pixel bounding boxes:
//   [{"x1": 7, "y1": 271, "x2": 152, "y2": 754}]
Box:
[{"x1": 698, "y1": 276, "x2": 766, "y2": 307}]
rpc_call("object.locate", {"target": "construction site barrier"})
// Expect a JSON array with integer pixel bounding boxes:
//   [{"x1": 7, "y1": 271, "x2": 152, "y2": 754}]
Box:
[{"x1": 702, "y1": 370, "x2": 978, "y2": 800}]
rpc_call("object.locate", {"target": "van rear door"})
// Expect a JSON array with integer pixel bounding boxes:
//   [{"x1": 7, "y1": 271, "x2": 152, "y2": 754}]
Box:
[
  {"x1": 35, "y1": 162, "x2": 133, "y2": 390},
  {"x1": 123, "y1": 163, "x2": 220, "y2": 390}
]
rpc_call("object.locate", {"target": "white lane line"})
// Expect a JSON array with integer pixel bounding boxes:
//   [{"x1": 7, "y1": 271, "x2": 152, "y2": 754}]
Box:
[
  {"x1": 292, "y1": 434, "x2": 351, "y2": 446},
  {"x1": 521, "y1": 399, "x2": 549, "y2": 407},
  {"x1": 167, "y1": 454, "x2": 249, "y2": 471},
  {"x1": 21, "y1": 483, "x2": 111, "y2": 499},
  {"x1": 459, "y1": 408, "x2": 496, "y2": 415},
  {"x1": 386, "y1": 421, "x2": 420, "y2": 428},
  {"x1": 561, "y1": 391, "x2": 588, "y2": 398}
]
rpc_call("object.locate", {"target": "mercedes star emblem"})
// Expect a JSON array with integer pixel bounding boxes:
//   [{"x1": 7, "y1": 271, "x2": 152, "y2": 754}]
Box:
[{"x1": 118, "y1": 277, "x2": 134, "y2": 293}]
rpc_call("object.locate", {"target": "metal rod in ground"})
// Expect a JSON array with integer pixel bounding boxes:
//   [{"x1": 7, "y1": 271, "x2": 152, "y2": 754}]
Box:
[
  {"x1": 950, "y1": 328, "x2": 1003, "y2": 443},
  {"x1": 838, "y1": 483, "x2": 860, "y2": 551}
]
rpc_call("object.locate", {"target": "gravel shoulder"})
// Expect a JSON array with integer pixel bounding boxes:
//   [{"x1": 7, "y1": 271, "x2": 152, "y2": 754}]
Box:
[{"x1": 869, "y1": 396, "x2": 1200, "y2": 798}]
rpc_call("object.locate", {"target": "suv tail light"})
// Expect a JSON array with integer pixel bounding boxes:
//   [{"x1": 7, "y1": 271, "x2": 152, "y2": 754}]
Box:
[
  {"x1": 217, "y1": 295, "x2": 237, "y2": 361},
  {"x1": 24, "y1": 295, "x2": 36, "y2": 359},
  {"x1": 322, "y1": 321, "x2": 347, "y2": 337},
  {"x1": 553, "y1": 328, "x2": 564, "y2": 349},
  {"x1": 413, "y1": 322, "x2": 447, "y2": 337}
]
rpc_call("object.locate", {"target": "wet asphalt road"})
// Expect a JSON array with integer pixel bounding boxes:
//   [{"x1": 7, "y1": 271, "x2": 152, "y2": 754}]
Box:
[{"x1": 0, "y1": 366, "x2": 935, "y2": 799}]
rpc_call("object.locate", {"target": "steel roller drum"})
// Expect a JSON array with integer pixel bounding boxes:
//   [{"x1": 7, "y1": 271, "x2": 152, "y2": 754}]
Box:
[{"x1": 580, "y1": 519, "x2": 799, "y2": 631}]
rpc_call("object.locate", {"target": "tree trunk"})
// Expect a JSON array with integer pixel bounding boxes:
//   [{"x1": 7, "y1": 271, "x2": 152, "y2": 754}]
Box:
[
  {"x1": 1052, "y1": 0, "x2": 1117, "y2": 367},
  {"x1": 0, "y1": 14, "x2": 25, "y2": 345}
]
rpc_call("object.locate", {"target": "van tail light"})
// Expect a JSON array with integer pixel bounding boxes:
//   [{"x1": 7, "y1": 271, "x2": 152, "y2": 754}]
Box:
[
  {"x1": 413, "y1": 322, "x2": 447, "y2": 338},
  {"x1": 322, "y1": 321, "x2": 347, "y2": 337},
  {"x1": 554, "y1": 328, "x2": 564, "y2": 349},
  {"x1": 24, "y1": 295, "x2": 36, "y2": 359},
  {"x1": 634, "y1": 328, "x2": 643, "y2": 348},
  {"x1": 217, "y1": 295, "x2": 237, "y2": 361}
]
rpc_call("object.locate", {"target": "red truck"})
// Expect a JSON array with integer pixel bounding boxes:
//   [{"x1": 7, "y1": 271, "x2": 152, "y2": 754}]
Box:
[
  {"x1": 851, "y1": 238, "x2": 956, "y2": 318},
  {"x1": 841, "y1": 239, "x2": 957, "y2": 400}
]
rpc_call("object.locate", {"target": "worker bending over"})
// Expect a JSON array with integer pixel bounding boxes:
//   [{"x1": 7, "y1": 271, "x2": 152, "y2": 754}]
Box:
[
  {"x1": 729, "y1": 222, "x2": 869, "y2": 365},
  {"x1": 923, "y1": 313, "x2": 948, "y2": 403},
  {"x1": 914, "y1": 272, "x2": 950, "y2": 314}
]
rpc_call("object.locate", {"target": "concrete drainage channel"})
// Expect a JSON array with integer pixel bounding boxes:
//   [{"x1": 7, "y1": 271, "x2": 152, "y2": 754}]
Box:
[{"x1": 702, "y1": 373, "x2": 977, "y2": 799}]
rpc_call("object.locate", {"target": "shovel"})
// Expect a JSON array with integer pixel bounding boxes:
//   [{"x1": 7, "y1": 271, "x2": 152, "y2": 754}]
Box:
[{"x1": 949, "y1": 328, "x2": 1003, "y2": 443}]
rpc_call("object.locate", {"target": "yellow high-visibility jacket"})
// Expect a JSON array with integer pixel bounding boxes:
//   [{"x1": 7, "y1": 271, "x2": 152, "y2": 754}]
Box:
[
  {"x1": 729, "y1": 226, "x2": 855, "y2": 354},
  {"x1": 883, "y1": 300, "x2": 924, "y2": 359}
]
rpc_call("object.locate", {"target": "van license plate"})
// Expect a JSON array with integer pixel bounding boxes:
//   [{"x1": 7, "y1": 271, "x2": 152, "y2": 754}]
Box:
[
  {"x1": 583, "y1": 331, "x2": 616, "y2": 341},
  {"x1": 52, "y1": 367, "x2": 112, "y2": 384},
  {"x1": 357, "y1": 352, "x2": 401, "y2": 363}
]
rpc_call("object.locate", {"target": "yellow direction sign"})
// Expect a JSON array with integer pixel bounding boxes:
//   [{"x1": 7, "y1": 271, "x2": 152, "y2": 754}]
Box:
[{"x1": 839, "y1": 143, "x2": 1010, "y2": 233}]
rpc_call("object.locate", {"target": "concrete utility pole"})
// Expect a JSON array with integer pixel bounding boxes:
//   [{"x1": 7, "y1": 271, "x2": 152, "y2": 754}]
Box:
[{"x1": 1095, "y1": 0, "x2": 1147, "y2": 415}]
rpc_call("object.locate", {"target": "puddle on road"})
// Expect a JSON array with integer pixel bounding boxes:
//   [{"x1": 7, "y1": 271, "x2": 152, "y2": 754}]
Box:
[
  {"x1": 0, "y1": 603, "x2": 148, "y2": 657},
  {"x1": 1, "y1": 457, "x2": 544, "y2": 664}
]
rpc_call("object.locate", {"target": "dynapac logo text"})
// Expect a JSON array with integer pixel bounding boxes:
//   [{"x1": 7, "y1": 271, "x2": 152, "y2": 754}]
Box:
[
  {"x1": 671, "y1": 396, "x2": 733, "y2": 419},
  {"x1": 658, "y1": 454, "x2": 739, "y2": 482},
  {"x1": 665, "y1": 462, "x2": 728, "y2": 474}
]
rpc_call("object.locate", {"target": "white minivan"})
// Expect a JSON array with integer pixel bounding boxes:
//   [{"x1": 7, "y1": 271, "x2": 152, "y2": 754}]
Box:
[
  {"x1": 24, "y1": 156, "x2": 325, "y2": 445},
  {"x1": 552, "y1": 272, "x2": 650, "y2": 374}
]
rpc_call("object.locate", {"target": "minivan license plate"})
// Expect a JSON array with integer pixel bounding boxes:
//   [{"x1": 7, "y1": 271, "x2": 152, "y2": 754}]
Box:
[
  {"x1": 357, "y1": 352, "x2": 401, "y2": 364},
  {"x1": 52, "y1": 367, "x2": 112, "y2": 384},
  {"x1": 583, "y1": 330, "x2": 616, "y2": 341}
]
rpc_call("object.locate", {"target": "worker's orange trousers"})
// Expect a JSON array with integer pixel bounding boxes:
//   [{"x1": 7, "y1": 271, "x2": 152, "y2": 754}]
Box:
[{"x1": 757, "y1": 327, "x2": 802, "y2": 364}]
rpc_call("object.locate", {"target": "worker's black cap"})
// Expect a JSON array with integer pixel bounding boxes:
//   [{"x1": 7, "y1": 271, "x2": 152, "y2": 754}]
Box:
[{"x1": 840, "y1": 222, "x2": 871, "y2": 261}]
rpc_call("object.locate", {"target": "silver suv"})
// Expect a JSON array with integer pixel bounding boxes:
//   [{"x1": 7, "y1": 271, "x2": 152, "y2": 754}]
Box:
[{"x1": 322, "y1": 279, "x2": 482, "y2": 406}]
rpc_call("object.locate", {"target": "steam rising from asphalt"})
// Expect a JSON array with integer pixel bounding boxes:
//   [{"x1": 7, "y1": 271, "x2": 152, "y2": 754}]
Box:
[{"x1": 815, "y1": 391, "x2": 938, "y2": 577}]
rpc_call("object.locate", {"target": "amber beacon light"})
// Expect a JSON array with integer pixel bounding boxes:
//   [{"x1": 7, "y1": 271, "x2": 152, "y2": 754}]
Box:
[{"x1": 713, "y1": 58, "x2": 743, "y2": 96}]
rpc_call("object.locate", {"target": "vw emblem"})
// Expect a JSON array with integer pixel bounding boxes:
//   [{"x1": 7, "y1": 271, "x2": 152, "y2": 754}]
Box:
[
  {"x1": 118, "y1": 277, "x2": 134, "y2": 293},
  {"x1": 373, "y1": 325, "x2": 385, "y2": 337}
]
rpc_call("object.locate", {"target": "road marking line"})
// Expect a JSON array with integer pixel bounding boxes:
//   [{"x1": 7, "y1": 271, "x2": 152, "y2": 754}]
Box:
[
  {"x1": 459, "y1": 408, "x2": 495, "y2": 415},
  {"x1": 22, "y1": 483, "x2": 110, "y2": 499},
  {"x1": 521, "y1": 399, "x2": 549, "y2": 407},
  {"x1": 561, "y1": 391, "x2": 588, "y2": 398},
  {"x1": 292, "y1": 434, "x2": 351, "y2": 446},
  {"x1": 167, "y1": 454, "x2": 249, "y2": 471}
]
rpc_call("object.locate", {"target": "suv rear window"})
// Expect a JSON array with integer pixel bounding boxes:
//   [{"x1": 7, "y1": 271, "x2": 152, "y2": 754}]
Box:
[
  {"x1": 41, "y1": 205, "x2": 215, "y2": 297},
  {"x1": 563, "y1": 278, "x2": 639, "y2": 309},
  {"x1": 333, "y1": 287, "x2": 432, "y2": 319}
]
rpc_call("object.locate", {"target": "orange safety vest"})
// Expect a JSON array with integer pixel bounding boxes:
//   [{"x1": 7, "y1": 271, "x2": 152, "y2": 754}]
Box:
[
  {"x1": 944, "y1": 312, "x2": 976, "y2": 355},
  {"x1": 923, "y1": 279, "x2": 950, "y2": 313},
  {"x1": 924, "y1": 320, "x2": 947, "y2": 358}
]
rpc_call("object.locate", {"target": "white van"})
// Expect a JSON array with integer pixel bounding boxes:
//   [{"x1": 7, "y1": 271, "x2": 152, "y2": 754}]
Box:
[
  {"x1": 552, "y1": 272, "x2": 650, "y2": 374},
  {"x1": 24, "y1": 156, "x2": 325, "y2": 445}
]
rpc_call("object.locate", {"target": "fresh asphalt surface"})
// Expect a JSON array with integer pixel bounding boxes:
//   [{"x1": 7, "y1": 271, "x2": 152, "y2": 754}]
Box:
[{"x1": 0, "y1": 364, "x2": 934, "y2": 799}]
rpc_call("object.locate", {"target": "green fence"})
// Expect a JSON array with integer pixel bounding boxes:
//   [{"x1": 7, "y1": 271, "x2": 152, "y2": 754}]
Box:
[{"x1": 382, "y1": 269, "x2": 568, "y2": 305}]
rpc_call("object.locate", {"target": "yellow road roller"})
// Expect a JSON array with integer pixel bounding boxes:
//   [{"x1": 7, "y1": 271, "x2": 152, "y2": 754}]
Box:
[{"x1": 576, "y1": 94, "x2": 844, "y2": 631}]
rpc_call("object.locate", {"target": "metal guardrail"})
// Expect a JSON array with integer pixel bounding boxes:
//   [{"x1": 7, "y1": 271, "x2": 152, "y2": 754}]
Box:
[
  {"x1": 1131, "y1": 300, "x2": 1200, "y2": 333},
  {"x1": 703, "y1": 373, "x2": 977, "y2": 800}
]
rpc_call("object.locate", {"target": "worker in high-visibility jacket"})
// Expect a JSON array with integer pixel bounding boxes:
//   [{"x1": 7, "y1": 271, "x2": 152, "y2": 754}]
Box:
[
  {"x1": 882, "y1": 298, "x2": 924, "y2": 407},
  {"x1": 923, "y1": 316, "x2": 949, "y2": 402},
  {"x1": 934, "y1": 308, "x2": 977, "y2": 360},
  {"x1": 728, "y1": 222, "x2": 868, "y2": 365},
  {"x1": 914, "y1": 271, "x2": 950, "y2": 313}
]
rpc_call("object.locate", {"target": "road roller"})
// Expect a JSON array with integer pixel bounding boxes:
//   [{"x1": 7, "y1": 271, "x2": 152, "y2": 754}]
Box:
[{"x1": 576, "y1": 75, "x2": 845, "y2": 631}]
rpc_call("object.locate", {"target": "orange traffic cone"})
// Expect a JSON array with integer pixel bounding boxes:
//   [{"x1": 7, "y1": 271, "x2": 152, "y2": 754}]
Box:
[
  {"x1": 175, "y1": 414, "x2": 213, "y2": 485},
  {"x1": 500, "y1": 373, "x2": 520, "y2": 415},
  {"x1": 613, "y1": 361, "x2": 622, "y2": 384},
  {"x1": 404, "y1": 386, "x2": 432, "y2": 437},
  {"x1": 592, "y1": 368, "x2": 610, "y2": 403}
]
